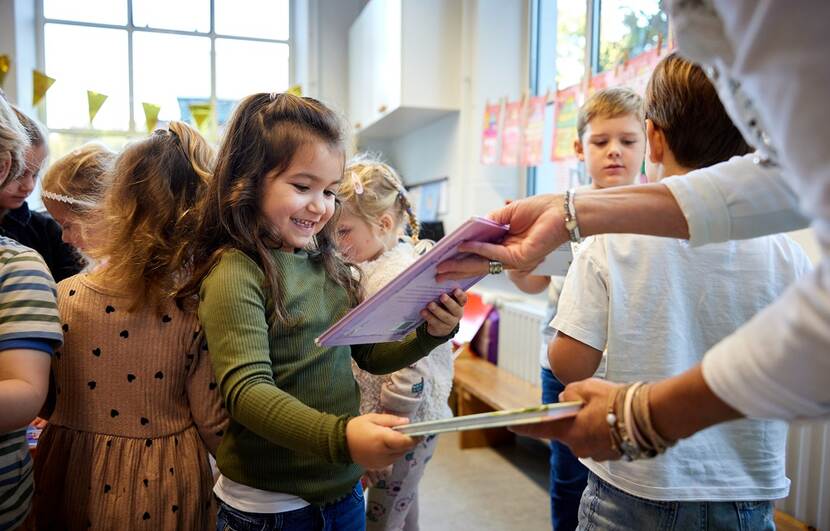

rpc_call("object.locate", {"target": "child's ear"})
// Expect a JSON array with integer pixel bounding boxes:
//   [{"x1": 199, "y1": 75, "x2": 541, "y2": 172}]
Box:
[
  {"x1": 573, "y1": 139, "x2": 585, "y2": 161},
  {"x1": 378, "y1": 212, "x2": 395, "y2": 233},
  {"x1": 0, "y1": 156, "x2": 9, "y2": 184},
  {"x1": 646, "y1": 119, "x2": 664, "y2": 164}
]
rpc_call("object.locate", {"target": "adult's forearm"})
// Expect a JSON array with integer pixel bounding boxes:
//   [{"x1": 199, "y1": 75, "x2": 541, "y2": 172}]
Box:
[
  {"x1": 575, "y1": 184, "x2": 690, "y2": 240},
  {"x1": 648, "y1": 365, "x2": 742, "y2": 442}
]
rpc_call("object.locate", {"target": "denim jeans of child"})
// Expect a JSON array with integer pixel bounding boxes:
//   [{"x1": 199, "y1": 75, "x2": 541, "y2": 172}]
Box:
[
  {"x1": 541, "y1": 367, "x2": 589, "y2": 531},
  {"x1": 578, "y1": 473, "x2": 775, "y2": 531},
  {"x1": 216, "y1": 482, "x2": 366, "y2": 531}
]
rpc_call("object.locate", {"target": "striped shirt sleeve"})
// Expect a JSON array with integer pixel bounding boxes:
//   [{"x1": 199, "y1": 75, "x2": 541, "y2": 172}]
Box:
[{"x1": 0, "y1": 239, "x2": 62, "y2": 529}]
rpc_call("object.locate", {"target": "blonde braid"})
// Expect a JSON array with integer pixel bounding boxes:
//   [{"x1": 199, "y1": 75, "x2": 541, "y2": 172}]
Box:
[{"x1": 398, "y1": 192, "x2": 420, "y2": 243}]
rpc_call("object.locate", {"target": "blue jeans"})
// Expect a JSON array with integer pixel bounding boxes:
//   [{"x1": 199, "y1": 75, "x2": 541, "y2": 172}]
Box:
[
  {"x1": 579, "y1": 473, "x2": 775, "y2": 531},
  {"x1": 541, "y1": 367, "x2": 589, "y2": 531},
  {"x1": 216, "y1": 483, "x2": 366, "y2": 531}
]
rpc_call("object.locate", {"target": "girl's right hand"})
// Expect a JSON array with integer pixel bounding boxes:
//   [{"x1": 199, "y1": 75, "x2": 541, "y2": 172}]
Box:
[{"x1": 346, "y1": 414, "x2": 417, "y2": 470}]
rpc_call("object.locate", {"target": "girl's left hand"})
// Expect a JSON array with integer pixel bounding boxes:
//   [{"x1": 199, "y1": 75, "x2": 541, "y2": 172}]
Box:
[{"x1": 421, "y1": 289, "x2": 467, "y2": 337}]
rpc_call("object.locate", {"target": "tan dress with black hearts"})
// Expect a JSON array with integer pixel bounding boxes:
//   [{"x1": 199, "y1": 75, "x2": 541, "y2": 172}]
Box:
[{"x1": 33, "y1": 273, "x2": 227, "y2": 530}]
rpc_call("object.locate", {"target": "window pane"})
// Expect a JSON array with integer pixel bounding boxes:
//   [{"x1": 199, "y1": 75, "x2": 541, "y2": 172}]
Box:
[
  {"x1": 599, "y1": 0, "x2": 668, "y2": 72},
  {"x1": 216, "y1": 39, "x2": 289, "y2": 100},
  {"x1": 133, "y1": 32, "x2": 211, "y2": 123},
  {"x1": 215, "y1": 0, "x2": 289, "y2": 40},
  {"x1": 44, "y1": 0, "x2": 127, "y2": 25},
  {"x1": 132, "y1": 0, "x2": 209, "y2": 33},
  {"x1": 43, "y1": 24, "x2": 130, "y2": 130},
  {"x1": 556, "y1": 1, "x2": 587, "y2": 88}
]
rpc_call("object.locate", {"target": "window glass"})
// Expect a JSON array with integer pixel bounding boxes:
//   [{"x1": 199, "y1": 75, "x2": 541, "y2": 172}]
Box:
[
  {"x1": 215, "y1": 0, "x2": 289, "y2": 40},
  {"x1": 598, "y1": 0, "x2": 668, "y2": 71},
  {"x1": 132, "y1": 0, "x2": 210, "y2": 33},
  {"x1": 555, "y1": 1, "x2": 587, "y2": 88},
  {"x1": 43, "y1": 0, "x2": 127, "y2": 25},
  {"x1": 216, "y1": 39, "x2": 290, "y2": 100},
  {"x1": 44, "y1": 24, "x2": 130, "y2": 130},
  {"x1": 132, "y1": 32, "x2": 212, "y2": 123}
]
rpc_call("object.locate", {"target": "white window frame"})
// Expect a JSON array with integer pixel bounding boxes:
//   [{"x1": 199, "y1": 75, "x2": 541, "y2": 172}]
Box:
[{"x1": 35, "y1": 0, "x2": 295, "y2": 138}]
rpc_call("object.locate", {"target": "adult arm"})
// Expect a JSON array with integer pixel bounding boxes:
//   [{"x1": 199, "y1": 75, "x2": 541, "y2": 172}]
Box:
[{"x1": 437, "y1": 155, "x2": 807, "y2": 281}]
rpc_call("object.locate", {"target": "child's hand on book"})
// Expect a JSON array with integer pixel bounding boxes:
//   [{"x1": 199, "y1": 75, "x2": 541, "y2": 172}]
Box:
[
  {"x1": 346, "y1": 414, "x2": 417, "y2": 469},
  {"x1": 421, "y1": 288, "x2": 467, "y2": 337}
]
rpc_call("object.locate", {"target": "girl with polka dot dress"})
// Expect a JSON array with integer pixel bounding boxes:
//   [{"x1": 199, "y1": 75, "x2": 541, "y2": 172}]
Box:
[{"x1": 33, "y1": 122, "x2": 228, "y2": 530}]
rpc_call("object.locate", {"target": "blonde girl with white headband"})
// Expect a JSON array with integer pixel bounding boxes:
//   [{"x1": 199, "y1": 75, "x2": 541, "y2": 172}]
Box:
[
  {"x1": 336, "y1": 153, "x2": 456, "y2": 531},
  {"x1": 40, "y1": 142, "x2": 116, "y2": 259}
]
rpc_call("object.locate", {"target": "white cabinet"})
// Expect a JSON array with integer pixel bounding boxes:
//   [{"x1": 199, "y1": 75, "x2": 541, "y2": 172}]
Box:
[{"x1": 348, "y1": 0, "x2": 460, "y2": 139}]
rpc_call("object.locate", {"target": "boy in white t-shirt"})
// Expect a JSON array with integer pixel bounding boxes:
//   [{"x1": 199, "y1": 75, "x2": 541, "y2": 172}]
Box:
[
  {"x1": 508, "y1": 87, "x2": 645, "y2": 531},
  {"x1": 549, "y1": 53, "x2": 812, "y2": 530}
]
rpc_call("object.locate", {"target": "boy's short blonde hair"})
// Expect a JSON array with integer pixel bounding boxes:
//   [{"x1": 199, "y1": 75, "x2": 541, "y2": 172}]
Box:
[{"x1": 576, "y1": 87, "x2": 644, "y2": 139}]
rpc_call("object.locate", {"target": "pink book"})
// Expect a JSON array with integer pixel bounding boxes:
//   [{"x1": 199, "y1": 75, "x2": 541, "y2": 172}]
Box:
[{"x1": 316, "y1": 217, "x2": 508, "y2": 347}]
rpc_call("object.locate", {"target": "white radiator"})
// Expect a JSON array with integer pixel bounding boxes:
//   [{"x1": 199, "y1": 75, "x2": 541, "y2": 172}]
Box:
[
  {"x1": 494, "y1": 300, "x2": 547, "y2": 388},
  {"x1": 777, "y1": 419, "x2": 830, "y2": 530}
]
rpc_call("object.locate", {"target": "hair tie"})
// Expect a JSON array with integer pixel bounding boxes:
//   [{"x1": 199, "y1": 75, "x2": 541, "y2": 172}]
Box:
[
  {"x1": 41, "y1": 190, "x2": 96, "y2": 209},
  {"x1": 351, "y1": 171, "x2": 364, "y2": 195},
  {"x1": 269, "y1": 92, "x2": 278, "y2": 102}
]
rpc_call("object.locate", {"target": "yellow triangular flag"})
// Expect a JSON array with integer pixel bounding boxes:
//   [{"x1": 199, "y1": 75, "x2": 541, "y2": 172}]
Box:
[
  {"x1": 142, "y1": 102, "x2": 161, "y2": 133},
  {"x1": 0, "y1": 55, "x2": 10, "y2": 88},
  {"x1": 87, "y1": 90, "x2": 108, "y2": 124},
  {"x1": 188, "y1": 102, "x2": 213, "y2": 134},
  {"x1": 33, "y1": 70, "x2": 56, "y2": 106},
  {"x1": 286, "y1": 84, "x2": 302, "y2": 97}
]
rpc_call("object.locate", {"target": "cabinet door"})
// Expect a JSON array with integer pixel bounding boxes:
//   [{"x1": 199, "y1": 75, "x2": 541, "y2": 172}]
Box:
[
  {"x1": 372, "y1": 0, "x2": 402, "y2": 120},
  {"x1": 348, "y1": 8, "x2": 370, "y2": 131}
]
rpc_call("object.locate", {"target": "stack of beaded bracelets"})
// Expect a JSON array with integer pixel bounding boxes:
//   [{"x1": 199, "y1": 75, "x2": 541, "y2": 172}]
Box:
[{"x1": 605, "y1": 382, "x2": 676, "y2": 461}]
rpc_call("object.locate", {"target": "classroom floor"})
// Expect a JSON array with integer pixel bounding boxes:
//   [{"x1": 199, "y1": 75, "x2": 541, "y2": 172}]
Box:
[{"x1": 418, "y1": 433, "x2": 552, "y2": 530}]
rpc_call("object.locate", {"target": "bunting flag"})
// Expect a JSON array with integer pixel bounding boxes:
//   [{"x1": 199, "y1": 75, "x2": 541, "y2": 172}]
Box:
[
  {"x1": 499, "y1": 99, "x2": 523, "y2": 166},
  {"x1": 0, "y1": 55, "x2": 10, "y2": 88},
  {"x1": 480, "y1": 100, "x2": 502, "y2": 165},
  {"x1": 286, "y1": 84, "x2": 302, "y2": 97},
  {"x1": 188, "y1": 102, "x2": 213, "y2": 134},
  {"x1": 33, "y1": 70, "x2": 56, "y2": 106},
  {"x1": 87, "y1": 90, "x2": 108, "y2": 124},
  {"x1": 142, "y1": 102, "x2": 161, "y2": 132}
]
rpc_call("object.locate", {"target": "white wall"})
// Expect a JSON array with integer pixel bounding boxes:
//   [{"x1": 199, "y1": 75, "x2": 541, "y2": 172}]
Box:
[
  {"x1": 0, "y1": 0, "x2": 38, "y2": 117},
  {"x1": 359, "y1": 0, "x2": 530, "y2": 231}
]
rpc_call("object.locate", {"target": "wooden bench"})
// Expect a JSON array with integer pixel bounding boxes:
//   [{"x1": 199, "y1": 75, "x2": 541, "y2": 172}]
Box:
[{"x1": 452, "y1": 346, "x2": 542, "y2": 449}]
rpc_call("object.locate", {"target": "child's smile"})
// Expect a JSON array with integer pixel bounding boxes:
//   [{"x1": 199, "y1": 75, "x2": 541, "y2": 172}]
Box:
[{"x1": 260, "y1": 141, "x2": 343, "y2": 251}]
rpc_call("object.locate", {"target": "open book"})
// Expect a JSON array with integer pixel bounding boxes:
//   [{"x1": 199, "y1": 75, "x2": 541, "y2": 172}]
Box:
[
  {"x1": 393, "y1": 401, "x2": 582, "y2": 437},
  {"x1": 316, "y1": 217, "x2": 508, "y2": 347}
]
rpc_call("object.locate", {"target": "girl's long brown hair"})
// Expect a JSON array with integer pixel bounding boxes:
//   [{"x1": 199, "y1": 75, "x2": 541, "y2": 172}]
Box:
[
  {"x1": 88, "y1": 121, "x2": 214, "y2": 313},
  {"x1": 179, "y1": 93, "x2": 361, "y2": 327}
]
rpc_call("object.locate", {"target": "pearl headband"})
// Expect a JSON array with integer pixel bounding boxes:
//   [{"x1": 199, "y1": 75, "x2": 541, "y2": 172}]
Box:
[{"x1": 41, "y1": 190, "x2": 96, "y2": 209}]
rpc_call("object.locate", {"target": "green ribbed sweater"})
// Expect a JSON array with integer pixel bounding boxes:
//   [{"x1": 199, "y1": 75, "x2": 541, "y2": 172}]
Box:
[{"x1": 199, "y1": 249, "x2": 448, "y2": 504}]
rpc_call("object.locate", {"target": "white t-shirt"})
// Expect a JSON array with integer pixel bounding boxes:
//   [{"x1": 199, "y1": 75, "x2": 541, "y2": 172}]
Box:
[
  {"x1": 214, "y1": 474, "x2": 310, "y2": 514},
  {"x1": 552, "y1": 232, "x2": 812, "y2": 501}
]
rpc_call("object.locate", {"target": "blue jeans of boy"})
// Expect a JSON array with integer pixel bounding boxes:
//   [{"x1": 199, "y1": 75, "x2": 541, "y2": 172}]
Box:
[
  {"x1": 216, "y1": 482, "x2": 365, "y2": 531},
  {"x1": 578, "y1": 473, "x2": 775, "y2": 531},
  {"x1": 541, "y1": 367, "x2": 589, "y2": 531}
]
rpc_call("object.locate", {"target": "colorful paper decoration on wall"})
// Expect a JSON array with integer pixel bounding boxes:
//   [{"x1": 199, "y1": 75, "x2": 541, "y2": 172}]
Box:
[
  {"x1": 500, "y1": 99, "x2": 523, "y2": 166},
  {"x1": 188, "y1": 102, "x2": 213, "y2": 134},
  {"x1": 480, "y1": 100, "x2": 502, "y2": 165},
  {"x1": 551, "y1": 85, "x2": 581, "y2": 161},
  {"x1": 0, "y1": 55, "x2": 10, "y2": 88},
  {"x1": 142, "y1": 102, "x2": 161, "y2": 132},
  {"x1": 32, "y1": 70, "x2": 56, "y2": 106},
  {"x1": 87, "y1": 90, "x2": 108, "y2": 124},
  {"x1": 520, "y1": 94, "x2": 547, "y2": 166}
]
